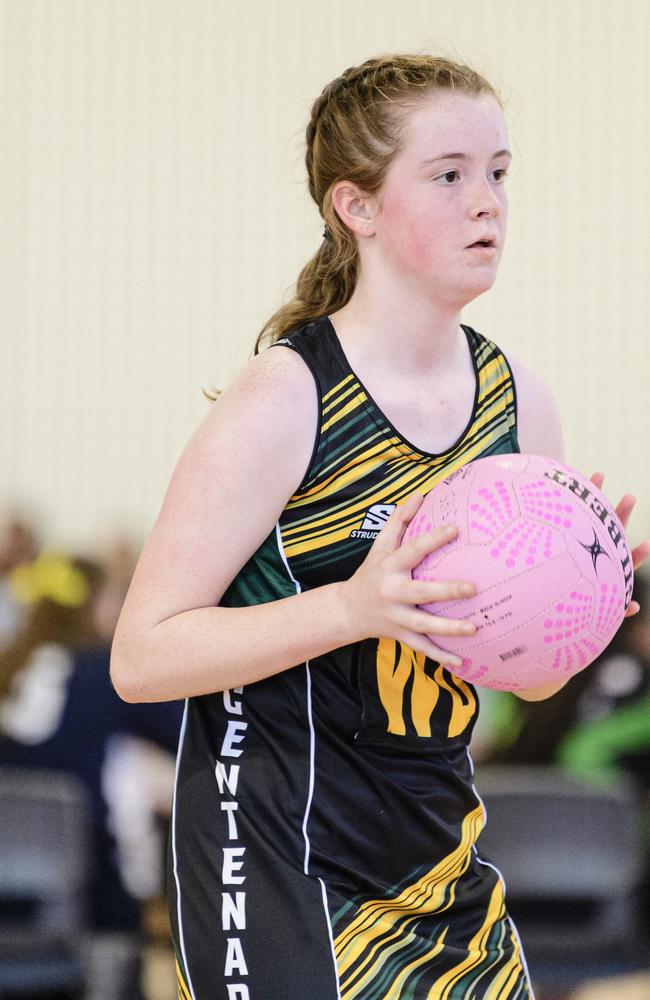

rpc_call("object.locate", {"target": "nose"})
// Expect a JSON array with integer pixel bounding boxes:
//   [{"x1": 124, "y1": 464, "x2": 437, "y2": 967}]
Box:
[{"x1": 470, "y1": 175, "x2": 503, "y2": 219}]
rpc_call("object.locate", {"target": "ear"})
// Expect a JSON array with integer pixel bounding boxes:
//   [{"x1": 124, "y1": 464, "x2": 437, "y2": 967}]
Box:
[{"x1": 330, "y1": 179, "x2": 377, "y2": 240}]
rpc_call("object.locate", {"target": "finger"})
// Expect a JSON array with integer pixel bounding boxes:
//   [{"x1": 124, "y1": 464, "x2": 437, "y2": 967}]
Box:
[
  {"x1": 632, "y1": 540, "x2": 650, "y2": 571},
  {"x1": 375, "y1": 493, "x2": 424, "y2": 551},
  {"x1": 614, "y1": 494, "x2": 636, "y2": 530},
  {"x1": 393, "y1": 523, "x2": 459, "y2": 571},
  {"x1": 401, "y1": 577, "x2": 477, "y2": 604},
  {"x1": 405, "y1": 609, "x2": 477, "y2": 637},
  {"x1": 624, "y1": 601, "x2": 640, "y2": 617},
  {"x1": 396, "y1": 630, "x2": 464, "y2": 668},
  {"x1": 590, "y1": 471, "x2": 605, "y2": 491}
]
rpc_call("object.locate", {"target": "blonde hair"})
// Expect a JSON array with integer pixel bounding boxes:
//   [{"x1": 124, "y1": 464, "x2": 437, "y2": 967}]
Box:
[{"x1": 203, "y1": 52, "x2": 504, "y2": 401}]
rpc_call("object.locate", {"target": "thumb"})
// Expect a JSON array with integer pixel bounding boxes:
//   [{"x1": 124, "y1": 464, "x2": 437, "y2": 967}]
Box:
[{"x1": 375, "y1": 492, "x2": 424, "y2": 552}]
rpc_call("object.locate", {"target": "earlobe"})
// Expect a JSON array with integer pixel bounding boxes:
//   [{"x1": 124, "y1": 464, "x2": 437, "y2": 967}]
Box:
[{"x1": 331, "y1": 181, "x2": 377, "y2": 239}]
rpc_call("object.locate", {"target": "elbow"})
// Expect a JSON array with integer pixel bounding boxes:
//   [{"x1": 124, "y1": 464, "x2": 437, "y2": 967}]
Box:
[{"x1": 109, "y1": 636, "x2": 149, "y2": 704}]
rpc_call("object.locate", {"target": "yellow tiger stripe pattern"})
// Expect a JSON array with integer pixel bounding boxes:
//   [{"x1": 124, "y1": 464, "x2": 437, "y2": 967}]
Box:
[
  {"x1": 374, "y1": 641, "x2": 477, "y2": 739},
  {"x1": 334, "y1": 804, "x2": 486, "y2": 995},
  {"x1": 433, "y1": 878, "x2": 508, "y2": 997},
  {"x1": 434, "y1": 664, "x2": 478, "y2": 739},
  {"x1": 343, "y1": 926, "x2": 449, "y2": 998},
  {"x1": 175, "y1": 956, "x2": 192, "y2": 1000}
]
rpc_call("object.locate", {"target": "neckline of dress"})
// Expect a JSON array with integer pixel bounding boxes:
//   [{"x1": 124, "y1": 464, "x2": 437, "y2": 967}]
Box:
[{"x1": 323, "y1": 315, "x2": 481, "y2": 461}]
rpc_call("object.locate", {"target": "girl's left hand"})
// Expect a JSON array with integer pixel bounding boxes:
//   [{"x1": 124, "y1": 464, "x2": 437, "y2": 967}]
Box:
[{"x1": 590, "y1": 471, "x2": 650, "y2": 617}]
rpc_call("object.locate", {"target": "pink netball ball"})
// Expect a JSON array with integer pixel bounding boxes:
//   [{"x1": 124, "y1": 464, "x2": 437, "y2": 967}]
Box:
[{"x1": 403, "y1": 454, "x2": 634, "y2": 692}]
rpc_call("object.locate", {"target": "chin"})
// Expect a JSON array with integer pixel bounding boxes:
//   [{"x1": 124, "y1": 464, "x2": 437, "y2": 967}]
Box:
[
  {"x1": 455, "y1": 273, "x2": 498, "y2": 305},
  {"x1": 472, "y1": 264, "x2": 499, "y2": 287}
]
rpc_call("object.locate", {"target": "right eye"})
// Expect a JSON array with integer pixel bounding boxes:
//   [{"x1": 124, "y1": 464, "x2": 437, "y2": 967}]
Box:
[{"x1": 436, "y1": 170, "x2": 460, "y2": 185}]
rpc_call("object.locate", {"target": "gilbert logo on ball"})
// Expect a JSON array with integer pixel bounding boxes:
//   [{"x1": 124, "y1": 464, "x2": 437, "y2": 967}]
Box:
[{"x1": 403, "y1": 454, "x2": 633, "y2": 692}]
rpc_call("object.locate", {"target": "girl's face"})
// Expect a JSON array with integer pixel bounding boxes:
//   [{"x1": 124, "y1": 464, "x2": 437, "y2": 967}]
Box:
[{"x1": 371, "y1": 91, "x2": 511, "y2": 304}]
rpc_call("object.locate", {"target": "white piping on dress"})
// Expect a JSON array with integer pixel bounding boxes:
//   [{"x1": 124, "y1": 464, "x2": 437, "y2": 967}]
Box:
[
  {"x1": 466, "y1": 747, "x2": 537, "y2": 1000},
  {"x1": 274, "y1": 522, "x2": 342, "y2": 996},
  {"x1": 171, "y1": 701, "x2": 198, "y2": 1000}
]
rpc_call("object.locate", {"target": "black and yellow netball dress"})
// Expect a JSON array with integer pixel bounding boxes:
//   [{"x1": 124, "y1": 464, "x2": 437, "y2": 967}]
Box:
[{"x1": 168, "y1": 315, "x2": 535, "y2": 1000}]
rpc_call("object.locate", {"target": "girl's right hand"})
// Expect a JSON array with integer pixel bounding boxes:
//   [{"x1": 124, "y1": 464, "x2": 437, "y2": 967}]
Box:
[{"x1": 340, "y1": 492, "x2": 477, "y2": 666}]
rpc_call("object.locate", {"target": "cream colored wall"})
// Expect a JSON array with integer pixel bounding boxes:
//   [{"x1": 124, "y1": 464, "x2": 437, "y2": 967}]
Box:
[{"x1": 2, "y1": 0, "x2": 648, "y2": 554}]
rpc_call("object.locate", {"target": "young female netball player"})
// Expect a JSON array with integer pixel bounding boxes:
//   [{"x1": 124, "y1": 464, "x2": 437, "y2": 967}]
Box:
[{"x1": 111, "y1": 53, "x2": 649, "y2": 1000}]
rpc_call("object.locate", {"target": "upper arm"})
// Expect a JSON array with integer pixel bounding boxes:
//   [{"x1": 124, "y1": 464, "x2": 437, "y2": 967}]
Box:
[
  {"x1": 507, "y1": 352, "x2": 565, "y2": 463},
  {"x1": 112, "y1": 345, "x2": 318, "y2": 647}
]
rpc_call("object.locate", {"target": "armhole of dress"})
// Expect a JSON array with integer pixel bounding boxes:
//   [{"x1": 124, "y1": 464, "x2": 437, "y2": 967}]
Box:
[
  {"x1": 270, "y1": 339, "x2": 323, "y2": 494},
  {"x1": 497, "y1": 346, "x2": 521, "y2": 453}
]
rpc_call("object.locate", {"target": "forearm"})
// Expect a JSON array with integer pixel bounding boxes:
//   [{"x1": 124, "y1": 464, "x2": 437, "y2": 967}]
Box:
[
  {"x1": 110, "y1": 581, "x2": 357, "y2": 703},
  {"x1": 515, "y1": 678, "x2": 569, "y2": 701}
]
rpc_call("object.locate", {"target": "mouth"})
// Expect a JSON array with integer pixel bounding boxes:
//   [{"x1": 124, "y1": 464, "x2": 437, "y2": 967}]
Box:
[{"x1": 466, "y1": 238, "x2": 497, "y2": 249}]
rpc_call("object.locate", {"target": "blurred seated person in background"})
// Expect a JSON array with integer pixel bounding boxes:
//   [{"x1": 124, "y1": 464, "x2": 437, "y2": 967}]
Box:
[
  {"x1": 0, "y1": 548, "x2": 183, "y2": 1000},
  {"x1": 92, "y1": 534, "x2": 140, "y2": 644},
  {"x1": 0, "y1": 511, "x2": 39, "y2": 648}
]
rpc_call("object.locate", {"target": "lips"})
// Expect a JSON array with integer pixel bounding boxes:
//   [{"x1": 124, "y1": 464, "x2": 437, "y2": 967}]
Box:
[{"x1": 466, "y1": 238, "x2": 496, "y2": 248}]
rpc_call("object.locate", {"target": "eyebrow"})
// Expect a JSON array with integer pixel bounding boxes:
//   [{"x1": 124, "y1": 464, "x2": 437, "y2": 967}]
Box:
[{"x1": 419, "y1": 149, "x2": 512, "y2": 167}]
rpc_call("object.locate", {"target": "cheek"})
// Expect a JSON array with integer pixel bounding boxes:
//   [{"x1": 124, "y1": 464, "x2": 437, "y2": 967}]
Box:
[{"x1": 380, "y1": 186, "x2": 442, "y2": 268}]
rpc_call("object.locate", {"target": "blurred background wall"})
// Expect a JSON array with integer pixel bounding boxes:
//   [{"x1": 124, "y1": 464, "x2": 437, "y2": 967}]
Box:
[{"x1": 2, "y1": 0, "x2": 649, "y2": 553}]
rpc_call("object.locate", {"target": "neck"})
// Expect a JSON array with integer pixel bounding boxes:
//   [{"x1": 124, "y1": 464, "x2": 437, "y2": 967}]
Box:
[{"x1": 328, "y1": 276, "x2": 465, "y2": 378}]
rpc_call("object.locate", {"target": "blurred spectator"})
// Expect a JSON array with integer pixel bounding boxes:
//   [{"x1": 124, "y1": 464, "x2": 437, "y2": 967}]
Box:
[
  {"x1": 569, "y1": 970, "x2": 650, "y2": 999},
  {"x1": 0, "y1": 512, "x2": 39, "y2": 647},
  {"x1": 0, "y1": 549, "x2": 183, "y2": 1000},
  {"x1": 93, "y1": 536, "x2": 140, "y2": 643}
]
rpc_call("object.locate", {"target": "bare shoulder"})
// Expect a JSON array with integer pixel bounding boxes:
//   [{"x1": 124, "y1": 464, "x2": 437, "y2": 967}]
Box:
[
  {"x1": 213, "y1": 341, "x2": 317, "y2": 421},
  {"x1": 176, "y1": 339, "x2": 320, "y2": 525},
  {"x1": 505, "y1": 350, "x2": 565, "y2": 462},
  {"x1": 114, "y1": 342, "x2": 318, "y2": 636},
  {"x1": 181, "y1": 342, "x2": 319, "y2": 505}
]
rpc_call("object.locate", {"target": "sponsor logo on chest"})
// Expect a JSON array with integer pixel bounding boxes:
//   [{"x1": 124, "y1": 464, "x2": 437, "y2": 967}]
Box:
[{"x1": 349, "y1": 503, "x2": 396, "y2": 539}]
